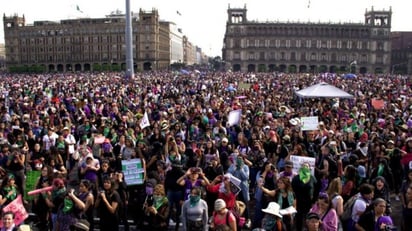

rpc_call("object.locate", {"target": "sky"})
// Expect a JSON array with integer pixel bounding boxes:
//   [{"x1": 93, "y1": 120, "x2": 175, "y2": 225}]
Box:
[{"x1": 1, "y1": 0, "x2": 411, "y2": 57}]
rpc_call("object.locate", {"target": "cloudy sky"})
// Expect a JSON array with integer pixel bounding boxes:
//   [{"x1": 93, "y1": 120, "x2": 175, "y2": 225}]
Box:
[{"x1": 1, "y1": 0, "x2": 410, "y2": 57}]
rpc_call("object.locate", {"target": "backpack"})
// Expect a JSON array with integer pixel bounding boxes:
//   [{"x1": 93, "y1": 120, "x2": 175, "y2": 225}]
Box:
[
  {"x1": 215, "y1": 209, "x2": 244, "y2": 229},
  {"x1": 340, "y1": 193, "x2": 361, "y2": 222}
]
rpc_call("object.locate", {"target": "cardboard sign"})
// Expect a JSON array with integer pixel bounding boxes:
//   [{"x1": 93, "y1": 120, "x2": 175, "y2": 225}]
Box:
[
  {"x1": 122, "y1": 158, "x2": 145, "y2": 186},
  {"x1": 300, "y1": 116, "x2": 319, "y2": 131}
]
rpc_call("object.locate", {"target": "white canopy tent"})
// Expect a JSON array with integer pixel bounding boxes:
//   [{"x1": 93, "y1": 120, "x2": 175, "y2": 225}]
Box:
[{"x1": 295, "y1": 82, "x2": 354, "y2": 99}]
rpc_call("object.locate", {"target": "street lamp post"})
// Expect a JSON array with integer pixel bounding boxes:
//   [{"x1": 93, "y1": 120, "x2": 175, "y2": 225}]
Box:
[{"x1": 125, "y1": 0, "x2": 134, "y2": 79}]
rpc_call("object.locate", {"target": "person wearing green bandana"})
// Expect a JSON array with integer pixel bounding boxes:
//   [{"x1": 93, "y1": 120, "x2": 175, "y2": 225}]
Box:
[
  {"x1": 56, "y1": 188, "x2": 86, "y2": 231},
  {"x1": 181, "y1": 187, "x2": 209, "y2": 231},
  {"x1": 0, "y1": 173, "x2": 19, "y2": 207},
  {"x1": 142, "y1": 184, "x2": 170, "y2": 231},
  {"x1": 292, "y1": 162, "x2": 317, "y2": 231}
]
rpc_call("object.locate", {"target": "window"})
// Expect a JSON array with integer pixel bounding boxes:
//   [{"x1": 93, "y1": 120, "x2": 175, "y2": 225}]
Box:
[
  {"x1": 311, "y1": 53, "x2": 316, "y2": 61},
  {"x1": 296, "y1": 40, "x2": 301, "y2": 48},
  {"x1": 306, "y1": 40, "x2": 311, "y2": 48},
  {"x1": 337, "y1": 40, "x2": 342, "y2": 49}
]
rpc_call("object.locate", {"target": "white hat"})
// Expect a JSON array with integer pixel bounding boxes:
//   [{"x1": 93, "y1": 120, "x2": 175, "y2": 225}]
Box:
[
  {"x1": 262, "y1": 202, "x2": 282, "y2": 218},
  {"x1": 214, "y1": 199, "x2": 226, "y2": 211},
  {"x1": 289, "y1": 118, "x2": 300, "y2": 126}
]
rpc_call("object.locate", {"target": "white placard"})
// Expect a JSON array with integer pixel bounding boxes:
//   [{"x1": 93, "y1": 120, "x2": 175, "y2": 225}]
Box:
[{"x1": 300, "y1": 116, "x2": 319, "y2": 131}]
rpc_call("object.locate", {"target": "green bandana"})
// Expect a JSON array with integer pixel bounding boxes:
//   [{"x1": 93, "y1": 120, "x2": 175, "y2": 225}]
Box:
[
  {"x1": 377, "y1": 164, "x2": 384, "y2": 176},
  {"x1": 52, "y1": 188, "x2": 66, "y2": 200},
  {"x1": 4, "y1": 186, "x2": 17, "y2": 201},
  {"x1": 189, "y1": 195, "x2": 200, "y2": 207},
  {"x1": 299, "y1": 166, "x2": 311, "y2": 184},
  {"x1": 153, "y1": 195, "x2": 165, "y2": 210},
  {"x1": 63, "y1": 198, "x2": 74, "y2": 213}
]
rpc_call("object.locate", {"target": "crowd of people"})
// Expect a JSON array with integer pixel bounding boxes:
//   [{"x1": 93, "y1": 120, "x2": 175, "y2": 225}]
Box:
[{"x1": 0, "y1": 71, "x2": 410, "y2": 231}]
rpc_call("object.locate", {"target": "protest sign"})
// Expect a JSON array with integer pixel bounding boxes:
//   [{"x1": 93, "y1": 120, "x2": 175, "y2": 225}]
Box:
[
  {"x1": 122, "y1": 158, "x2": 145, "y2": 186},
  {"x1": 0, "y1": 195, "x2": 28, "y2": 226},
  {"x1": 300, "y1": 116, "x2": 319, "y2": 131},
  {"x1": 25, "y1": 170, "x2": 41, "y2": 200},
  {"x1": 371, "y1": 98, "x2": 385, "y2": 110},
  {"x1": 290, "y1": 155, "x2": 316, "y2": 175}
]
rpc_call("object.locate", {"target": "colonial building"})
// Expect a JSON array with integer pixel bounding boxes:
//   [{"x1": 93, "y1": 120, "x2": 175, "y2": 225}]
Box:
[
  {"x1": 2, "y1": 9, "x2": 199, "y2": 72},
  {"x1": 0, "y1": 43, "x2": 5, "y2": 70},
  {"x1": 222, "y1": 6, "x2": 392, "y2": 73},
  {"x1": 390, "y1": 31, "x2": 412, "y2": 74}
]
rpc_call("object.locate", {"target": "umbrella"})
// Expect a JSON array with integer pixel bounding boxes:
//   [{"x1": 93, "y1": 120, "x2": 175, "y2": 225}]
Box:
[
  {"x1": 343, "y1": 73, "x2": 357, "y2": 79},
  {"x1": 180, "y1": 69, "x2": 190, "y2": 75}
]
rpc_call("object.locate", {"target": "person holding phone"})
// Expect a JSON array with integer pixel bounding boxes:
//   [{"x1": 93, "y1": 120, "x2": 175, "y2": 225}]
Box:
[{"x1": 177, "y1": 167, "x2": 210, "y2": 200}]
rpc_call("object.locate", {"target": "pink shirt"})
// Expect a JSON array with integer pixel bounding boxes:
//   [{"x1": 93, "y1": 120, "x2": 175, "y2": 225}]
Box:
[{"x1": 310, "y1": 203, "x2": 338, "y2": 231}]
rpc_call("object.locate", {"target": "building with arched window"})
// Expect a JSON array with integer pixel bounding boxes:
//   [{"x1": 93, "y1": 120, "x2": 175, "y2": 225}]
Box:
[
  {"x1": 222, "y1": 5, "x2": 392, "y2": 74},
  {"x1": 2, "y1": 9, "x2": 200, "y2": 72}
]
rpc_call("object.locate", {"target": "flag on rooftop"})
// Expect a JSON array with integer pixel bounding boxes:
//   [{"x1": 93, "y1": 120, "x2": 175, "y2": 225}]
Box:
[{"x1": 76, "y1": 5, "x2": 83, "y2": 13}]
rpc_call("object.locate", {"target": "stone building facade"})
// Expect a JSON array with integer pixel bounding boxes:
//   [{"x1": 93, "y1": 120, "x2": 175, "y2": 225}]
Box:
[
  {"x1": 3, "y1": 9, "x2": 198, "y2": 72},
  {"x1": 222, "y1": 6, "x2": 392, "y2": 74}
]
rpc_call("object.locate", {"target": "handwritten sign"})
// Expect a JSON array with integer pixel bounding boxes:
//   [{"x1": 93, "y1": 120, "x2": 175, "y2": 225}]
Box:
[
  {"x1": 0, "y1": 195, "x2": 28, "y2": 226},
  {"x1": 300, "y1": 116, "x2": 319, "y2": 131},
  {"x1": 122, "y1": 158, "x2": 145, "y2": 186},
  {"x1": 290, "y1": 155, "x2": 316, "y2": 175}
]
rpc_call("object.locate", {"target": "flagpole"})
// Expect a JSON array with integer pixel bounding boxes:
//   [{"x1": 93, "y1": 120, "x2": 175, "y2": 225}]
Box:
[{"x1": 125, "y1": 0, "x2": 134, "y2": 79}]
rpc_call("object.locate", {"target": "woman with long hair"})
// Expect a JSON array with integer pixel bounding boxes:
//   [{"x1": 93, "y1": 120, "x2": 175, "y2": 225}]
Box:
[
  {"x1": 310, "y1": 192, "x2": 338, "y2": 231},
  {"x1": 327, "y1": 177, "x2": 344, "y2": 216},
  {"x1": 78, "y1": 179, "x2": 94, "y2": 231},
  {"x1": 260, "y1": 176, "x2": 296, "y2": 231},
  {"x1": 95, "y1": 176, "x2": 121, "y2": 231},
  {"x1": 341, "y1": 165, "x2": 357, "y2": 202},
  {"x1": 33, "y1": 165, "x2": 54, "y2": 229},
  {"x1": 0, "y1": 173, "x2": 20, "y2": 207},
  {"x1": 254, "y1": 162, "x2": 278, "y2": 228}
]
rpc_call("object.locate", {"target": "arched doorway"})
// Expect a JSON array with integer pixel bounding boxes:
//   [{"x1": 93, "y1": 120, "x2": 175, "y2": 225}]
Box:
[
  {"x1": 258, "y1": 64, "x2": 266, "y2": 72},
  {"x1": 288, "y1": 65, "x2": 297, "y2": 73},
  {"x1": 57, "y1": 64, "x2": 64, "y2": 72},
  {"x1": 75, "y1": 63, "x2": 82, "y2": 71},
  {"x1": 143, "y1": 62, "x2": 152, "y2": 71},
  {"x1": 339, "y1": 66, "x2": 347, "y2": 73},
  {"x1": 247, "y1": 64, "x2": 256, "y2": 72},
  {"x1": 66, "y1": 64, "x2": 72, "y2": 72},
  {"x1": 319, "y1": 65, "x2": 327, "y2": 73},
  {"x1": 359, "y1": 67, "x2": 367, "y2": 74},
  {"x1": 279, "y1": 64, "x2": 287, "y2": 72},
  {"x1": 329, "y1": 66, "x2": 337, "y2": 73},
  {"x1": 374, "y1": 67, "x2": 383, "y2": 74},
  {"x1": 84, "y1": 63, "x2": 91, "y2": 71},
  {"x1": 309, "y1": 65, "x2": 317, "y2": 73},
  {"x1": 232, "y1": 64, "x2": 241, "y2": 72},
  {"x1": 268, "y1": 64, "x2": 276, "y2": 72},
  {"x1": 48, "y1": 64, "x2": 55, "y2": 72},
  {"x1": 299, "y1": 65, "x2": 307, "y2": 73}
]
